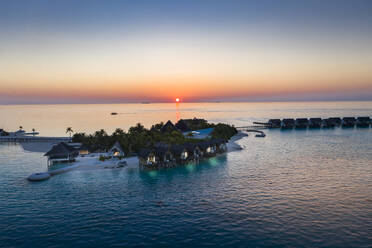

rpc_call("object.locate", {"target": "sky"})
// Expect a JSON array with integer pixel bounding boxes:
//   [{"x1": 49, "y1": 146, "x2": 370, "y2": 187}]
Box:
[{"x1": 0, "y1": 0, "x2": 372, "y2": 104}]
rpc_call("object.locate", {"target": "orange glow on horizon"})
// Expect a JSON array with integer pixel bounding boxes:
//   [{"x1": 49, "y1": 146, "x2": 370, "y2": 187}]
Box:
[{"x1": 176, "y1": 98, "x2": 180, "y2": 102}]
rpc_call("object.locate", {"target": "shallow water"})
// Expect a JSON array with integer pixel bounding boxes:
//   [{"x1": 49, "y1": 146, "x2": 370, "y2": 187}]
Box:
[{"x1": 0, "y1": 102, "x2": 371, "y2": 247}]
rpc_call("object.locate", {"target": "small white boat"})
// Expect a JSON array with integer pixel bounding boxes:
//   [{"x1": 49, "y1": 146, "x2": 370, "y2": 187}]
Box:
[{"x1": 27, "y1": 172, "x2": 51, "y2": 182}]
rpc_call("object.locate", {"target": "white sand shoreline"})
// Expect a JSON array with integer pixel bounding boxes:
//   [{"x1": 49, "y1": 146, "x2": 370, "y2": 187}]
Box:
[{"x1": 27, "y1": 131, "x2": 248, "y2": 180}]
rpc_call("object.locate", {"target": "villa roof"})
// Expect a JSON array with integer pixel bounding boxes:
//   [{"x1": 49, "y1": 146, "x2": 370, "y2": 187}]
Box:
[
  {"x1": 343, "y1": 117, "x2": 356, "y2": 121},
  {"x1": 110, "y1": 141, "x2": 123, "y2": 151},
  {"x1": 357, "y1": 116, "x2": 370, "y2": 121},
  {"x1": 161, "y1": 120, "x2": 176, "y2": 133},
  {"x1": 44, "y1": 142, "x2": 76, "y2": 157},
  {"x1": 171, "y1": 144, "x2": 187, "y2": 155},
  {"x1": 197, "y1": 141, "x2": 212, "y2": 150},
  {"x1": 138, "y1": 148, "x2": 153, "y2": 159},
  {"x1": 155, "y1": 146, "x2": 171, "y2": 157}
]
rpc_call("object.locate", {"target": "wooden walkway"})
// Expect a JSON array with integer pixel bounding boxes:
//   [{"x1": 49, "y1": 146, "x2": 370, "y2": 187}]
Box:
[{"x1": 0, "y1": 136, "x2": 71, "y2": 143}]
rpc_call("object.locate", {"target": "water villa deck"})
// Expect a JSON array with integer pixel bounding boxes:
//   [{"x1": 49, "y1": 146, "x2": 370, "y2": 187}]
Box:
[
  {"x1": 256, "y1": 116, "x2": 371, "y2": 129},
  {"x1": 138, "y1": 139, "x2": 227, "y2": 169}
]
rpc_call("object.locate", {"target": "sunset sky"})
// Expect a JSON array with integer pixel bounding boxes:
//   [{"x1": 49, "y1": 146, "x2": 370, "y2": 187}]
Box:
[{"x1": 1, "y1": 0, "x2": 372, "y2": 104}]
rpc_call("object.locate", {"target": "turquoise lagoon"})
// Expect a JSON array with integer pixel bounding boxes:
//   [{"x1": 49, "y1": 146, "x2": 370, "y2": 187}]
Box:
[{"x1": 0, "y1": 102, "x2": 371, "y2": 247}]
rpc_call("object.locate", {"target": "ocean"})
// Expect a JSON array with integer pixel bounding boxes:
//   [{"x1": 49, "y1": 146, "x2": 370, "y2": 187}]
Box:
[{"x1": 0, "y1": 102, "x2": 371, "y2": 247}]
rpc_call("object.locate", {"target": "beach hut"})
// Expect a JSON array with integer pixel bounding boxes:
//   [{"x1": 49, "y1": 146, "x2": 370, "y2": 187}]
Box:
[
  {"x1": 109, "y1": 141, "x2": 125, "y2": 157},
  {"x1": 309, "y1": 118, "x2": 322, "y2": 128},
  {"x1": 44, "y1": 142, "x2": 78, "y2": 165}
]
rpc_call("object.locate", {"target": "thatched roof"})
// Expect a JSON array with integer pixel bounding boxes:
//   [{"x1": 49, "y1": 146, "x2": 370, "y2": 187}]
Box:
[
  {"x1": 161, "y1": 120, "x2": 176, "y2": 133},
  {"x1": 44, "y1": 142, "x2": 76, "y2": 157},
  {"x1": 138, "y1": 148, "x2": 153, "y2": 159}
]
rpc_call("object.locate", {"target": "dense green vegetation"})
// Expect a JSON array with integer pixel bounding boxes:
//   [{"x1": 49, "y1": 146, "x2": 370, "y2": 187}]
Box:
[
  {"x1": 72, "y1": 119, "x2": 237, "y2": 155},
  {"x1": 211, "y1": 123, "x2": 238, "y2": 140}
]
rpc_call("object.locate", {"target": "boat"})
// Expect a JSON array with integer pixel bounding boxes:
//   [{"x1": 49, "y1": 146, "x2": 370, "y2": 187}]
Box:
[{"x1": 27, "y1": 172, "x2": 51, "y2": 182}]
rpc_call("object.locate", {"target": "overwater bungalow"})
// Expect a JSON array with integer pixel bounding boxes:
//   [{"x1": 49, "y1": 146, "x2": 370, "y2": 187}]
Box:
[
  {"x1": 198, "y1": 141, "x2": 217, "y2": 156},
  {"x1": 268, "y1": 119, "x2": 281, "y2": 128},
  {"x1": 281, "y1": 119, "x2": 295, "y2": 129},
  {"x1": 295, "y1": 118, "x2": 309, "y2": 128},
  {"x1": 309, "y1": 118, "x2": 322, "y2": 128},
  {"x1": 171, "y1": 145, "x2": 191, "y2": 163},
  {"x1": 356, "y1": 117, "x2": 371, "y2": 127},
  {"x1": 138, "y1": 146, "x2": 174, "y2": 169},
  {"x1": 213, "y1": 138, "x2": 227, "y2": 153},
  {"x1": 328, "y1": 117, "x2": 342, "y2": 126},
  {"x1": 323, "y1": 118, "x2": 336, "y2": 128},
  {"x1": 342, "y1": 117, "x2": 356, "y2": 127},
  {"x1": 184, "y1": 143, "x2": 203, "y2": 159},
  {"x1": 109, "y1": 141, "x2": 125, "y2": 157},
  {"x1": 44, "y1": 142, "x2": 78, "y2": 165}
]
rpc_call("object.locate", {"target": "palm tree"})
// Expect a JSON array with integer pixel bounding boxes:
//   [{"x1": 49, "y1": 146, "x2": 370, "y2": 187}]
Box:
[{"x1": 66, "y1": 127, "x2": 73, "y2": 138}]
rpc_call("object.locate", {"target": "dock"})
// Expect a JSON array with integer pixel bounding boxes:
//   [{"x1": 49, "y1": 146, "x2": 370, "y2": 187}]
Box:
[{"x1": 0, "y1": 136, "x2": 71, "y2": 143}]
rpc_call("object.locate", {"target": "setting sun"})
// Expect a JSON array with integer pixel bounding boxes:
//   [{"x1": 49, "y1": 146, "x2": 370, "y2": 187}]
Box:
[{"x1": 175, "y1": 98, "x2": 180, "y2": 102}]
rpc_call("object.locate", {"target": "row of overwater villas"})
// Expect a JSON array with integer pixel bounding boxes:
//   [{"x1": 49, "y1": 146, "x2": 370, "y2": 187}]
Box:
[
  {"x1": 44, "y1": 141, "x2": 125, "y2": 165},
  {"x1": 138, "y1": 139, "x2": 227, "y2": 169},
  {"x1": 267, "y1": 117, "x2": 371, "y2": 129}
]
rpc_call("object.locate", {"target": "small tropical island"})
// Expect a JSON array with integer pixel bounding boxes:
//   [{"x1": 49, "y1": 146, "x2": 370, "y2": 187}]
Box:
[{"x1": 40, "y1": 118, "x2": 238, "y2": 177}]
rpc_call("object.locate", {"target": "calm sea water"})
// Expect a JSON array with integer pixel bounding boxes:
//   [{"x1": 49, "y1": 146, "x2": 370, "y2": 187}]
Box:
[{"x1": 0, "y1": 102, "x2": 371, "y2": 247}]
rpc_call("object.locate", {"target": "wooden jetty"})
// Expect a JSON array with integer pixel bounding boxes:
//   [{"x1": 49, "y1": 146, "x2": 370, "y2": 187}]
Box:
[{"x1": 0, "y1": 136, "x2": 71, "y2": 143}]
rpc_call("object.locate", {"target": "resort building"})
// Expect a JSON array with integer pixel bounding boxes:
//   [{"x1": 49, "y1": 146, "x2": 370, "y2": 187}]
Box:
[
  {"x1": 109, "y1": 141, "x2": 125, "y2": 157},
  {"x1": 138, "y1": 139, "x2": 227, "y2": 169},
  {"x1": 67, "y1": 143, "x2": 90, "y2": 155},
  {"x1": 44, "y1": 142, "x2": 79, "y2": 165}
]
